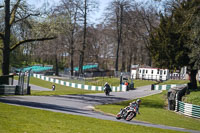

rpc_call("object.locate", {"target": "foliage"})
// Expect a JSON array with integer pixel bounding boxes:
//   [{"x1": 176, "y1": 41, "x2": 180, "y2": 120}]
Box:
[
  {"x1": 95, "y1": 91, "x2": 200, "y2": 130},
  {"x1": 149, "y1": 0, "x2": 200, "y2": 89},
  {"x1": 0, "y1": 102, "x2": 182, "y2": 133},
  {"x1": 149, "y1": 0, "x2": 200, "y2": 69}
]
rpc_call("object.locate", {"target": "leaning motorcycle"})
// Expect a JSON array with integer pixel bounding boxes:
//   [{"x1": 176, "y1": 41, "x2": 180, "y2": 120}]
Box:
[{"x1": 116, "y1": 106, "x2": 137, "y2": 121}]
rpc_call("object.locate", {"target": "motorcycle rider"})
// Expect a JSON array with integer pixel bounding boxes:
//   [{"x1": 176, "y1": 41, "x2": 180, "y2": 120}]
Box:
[
  {"x1": 129, "y1": 99, "x2": 141, "y2": 114},
  {"x1": 122, "y1": 99, "x2": 141, "y2": 115},
  {"x1": 104, "y1": 82, "x2": 111, "y2": 93}
]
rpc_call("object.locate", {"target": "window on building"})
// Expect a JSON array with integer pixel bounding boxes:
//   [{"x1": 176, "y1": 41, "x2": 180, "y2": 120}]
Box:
[
  {"x1": 146, "y1": 70, "x2": 148, "y2": 73},
  {"x1": 160, "y1": 70, "x2": 163, "y2": 75},
  {"x1": 157, "y1": 69, "x2": 159, "y2": 74},
  {"x1": 152, "y1": 70, "x2": 154, "y2": 74}
]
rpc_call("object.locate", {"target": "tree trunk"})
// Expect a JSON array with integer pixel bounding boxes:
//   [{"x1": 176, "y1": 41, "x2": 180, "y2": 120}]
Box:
[
  {"x1": 115, "y1": 4, "x2": 123, "y2": 72},
  {"x1": 121, "y1": 49, "x2": 126, "y2": 72},
  {"x1": 79, "y1": 0, "x2": 87, "y2": 75},
  {"x1": 127, "y1": 53, "x2": 132, "y2": 72},
  {"x1": 70, "y1": 49, "x2": 74, "y2": 76},
  {"x1": 55, "y1": 54, "x2": 59, "y2": 76},
  {"x1": 2, "y1": 0, "x2": 11, "y2": 80},
  {"x1": 189, "y1": 69, "x2": 197, "y2": 90}
]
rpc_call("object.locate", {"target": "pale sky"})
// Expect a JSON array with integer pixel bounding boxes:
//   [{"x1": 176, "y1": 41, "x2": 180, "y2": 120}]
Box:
[{"x1": 27, "y1": 0, "x2": 113, "y2": 24}]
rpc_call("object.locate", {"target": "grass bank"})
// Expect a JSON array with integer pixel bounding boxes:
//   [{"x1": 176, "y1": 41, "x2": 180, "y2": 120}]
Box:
[
  {"x1": 159, "y1": 80, "x2": 189, "y2": 85},
  {"x1": 0, "y1": 102, "x2": 182, "y2": 133},
  {"x1": 23, "y1": 77, "x2": 101, "y2": 95},
  {"x1": 182, "y1": 90, "x2": 200, "y2": 106},
  {"x1": 95, "y1": 91, "x2": 200, "y2": 131}
]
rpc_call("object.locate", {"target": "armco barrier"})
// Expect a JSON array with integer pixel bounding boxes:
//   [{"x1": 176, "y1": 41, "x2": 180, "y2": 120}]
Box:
[
  {"x1": 152, "y1": 84, "x2": 186, "y2": 90},
  {"x1": 33, "y1": 74, "x2": 126, "y2": 92},
  {"x1": 175, "y1": 100, "x2": 200, "y2": 119}
]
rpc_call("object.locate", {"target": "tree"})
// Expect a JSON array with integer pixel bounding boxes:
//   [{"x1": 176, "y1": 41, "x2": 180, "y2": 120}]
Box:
[
  {"x1": 149, "y1": 0, "x2": 200, "y2": 89},
  {"x1": 78, "y1": 0, "x2": 98, "y2": 75},
  {"x1": 105, "y1": 0, "x2": 132, "y2": 72},
  {"x1": 55, "y1": 0, "x2": 81, "y2": 76},
  {"x1": 0, "y1": 0, "x2": 56, "y2": 79}
]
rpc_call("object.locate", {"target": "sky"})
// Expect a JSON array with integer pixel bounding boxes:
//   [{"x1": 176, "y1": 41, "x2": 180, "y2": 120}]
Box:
[{"x1": 27, "y1": 0, "x2": 113, "y2": 24}]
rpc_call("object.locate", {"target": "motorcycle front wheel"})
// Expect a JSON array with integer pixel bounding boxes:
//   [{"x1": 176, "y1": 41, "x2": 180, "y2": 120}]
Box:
[{"x1": 125, "y1": 112, "x2": 136, "y2": 121}]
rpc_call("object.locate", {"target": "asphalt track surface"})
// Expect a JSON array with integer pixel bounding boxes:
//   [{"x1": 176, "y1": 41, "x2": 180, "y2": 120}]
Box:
[{"x1": 0, "y1": 84, "x2": 200, "y2": 133}]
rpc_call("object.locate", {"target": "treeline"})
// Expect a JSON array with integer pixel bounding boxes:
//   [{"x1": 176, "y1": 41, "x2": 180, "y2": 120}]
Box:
[{"x1": 0, "y1": 0, "x2": 161, "y2": 76}]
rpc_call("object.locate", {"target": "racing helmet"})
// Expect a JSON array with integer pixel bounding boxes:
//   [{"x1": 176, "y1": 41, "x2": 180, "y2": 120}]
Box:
[{"x1": 136, "y1": 99, "x2": 141, "y2": 104}]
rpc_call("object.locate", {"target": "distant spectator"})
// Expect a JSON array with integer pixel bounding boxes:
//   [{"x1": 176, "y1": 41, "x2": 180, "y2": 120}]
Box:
[{"x1": 124, "y1": 81, "x2": 129, "y2": 90}]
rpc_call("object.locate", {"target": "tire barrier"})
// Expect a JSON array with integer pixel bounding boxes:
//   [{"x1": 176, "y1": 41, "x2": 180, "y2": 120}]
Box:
[
  {"x1": 175, "y1": 100, "x2": 200, "y2": 119},
  {"x1": 33, "y1": 74, "x2": 127, "y2": 92}
]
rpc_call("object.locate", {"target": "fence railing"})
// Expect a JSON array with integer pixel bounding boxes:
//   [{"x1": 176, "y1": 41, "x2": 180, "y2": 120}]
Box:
[
  {"x1": 33, "y1": 73, "x2": 127, "y2": 92},
  {"x1": 175, "y1": 100, "x2": 200, "y2": 119},
  {"x1": 152, "y1": 84, "x2": 187, "y2": 91}
]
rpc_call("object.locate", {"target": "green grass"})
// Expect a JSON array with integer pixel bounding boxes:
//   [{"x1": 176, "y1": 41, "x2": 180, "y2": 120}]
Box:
[
  {"x1": 95, "y1": 91, "x2": 200, "y2": 131},
  {"x1": 54, "y1": 76, "x2": 157, "y2": 87},
  {"x1": 159, "y1": 80, "x2": 190, "y2": 85},
  {"x1": 0, "y1": 102, "x2": 184, "y2": 133},
  {"x1": 133, "y1": 80, "x2": 156, "y2": 88},
  {"x1": 22, "y1": 77, "x2": 102, "y2": 96},
  {"x1": 182, "y1": 90, "x2": 200, "y2": 106}
]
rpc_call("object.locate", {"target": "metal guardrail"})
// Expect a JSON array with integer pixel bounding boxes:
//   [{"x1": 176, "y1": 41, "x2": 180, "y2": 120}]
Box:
[{"x1": 175, "y1": 100, "x2": 200, "y2": 119}]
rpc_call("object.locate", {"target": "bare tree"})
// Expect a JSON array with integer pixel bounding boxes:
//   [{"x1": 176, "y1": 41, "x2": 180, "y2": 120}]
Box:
[
  {"x1": 54, "y1": 0, "x2": 81, "y2": 76},
  {"x1": 78, "y1": 0, "x2": 98, "y2": 75},
  {"x1": 105, "y1": 0, "x2": 132, "y2": 72}
]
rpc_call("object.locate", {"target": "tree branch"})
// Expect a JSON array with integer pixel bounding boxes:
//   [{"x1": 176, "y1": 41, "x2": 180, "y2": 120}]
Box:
[
  {"x1": 10, "y1": 36, "x2": 57, "y2": 51},
  {"x1": 0, "y1": 5, "x2": 4, "y2": 8},
  {"x1": 15, "y1": 13, "x2": 40, "y2": 24},
  {"x1": 10, "y1": 0, "x2": 21, "y2": 25}
]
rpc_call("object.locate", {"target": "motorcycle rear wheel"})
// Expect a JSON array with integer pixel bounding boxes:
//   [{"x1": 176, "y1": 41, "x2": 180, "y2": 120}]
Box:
[{"x1": 116, "y1": 114, "x2": 121, "y2": 120}]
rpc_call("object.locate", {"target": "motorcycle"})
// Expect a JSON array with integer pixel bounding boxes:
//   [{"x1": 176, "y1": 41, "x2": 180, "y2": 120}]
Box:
[
  {"x1": 116, "y1": 106, "x2": 137, "y2": 121},
  {"x1": 104, "y1": 86, "x2": 111, "y2": 96}
]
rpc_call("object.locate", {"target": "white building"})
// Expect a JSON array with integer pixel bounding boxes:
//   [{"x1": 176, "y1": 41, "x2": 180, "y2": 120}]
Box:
[{"x1": 131, "y1": 67, "x2": 170, "y2": 81}]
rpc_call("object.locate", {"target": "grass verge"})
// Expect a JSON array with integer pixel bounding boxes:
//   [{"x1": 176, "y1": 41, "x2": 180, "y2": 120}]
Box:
[
  {"x1": 159, "y1": 80, "x2": 190, "y2": 85},
  {"x1": 25, "y1": 77, "x2": 102, "y2": 95},
  {"x1": 182, "y1": 90, "x2": 200, "y2": 106},
  {"x1": 95, "y1": 91, "x2": 200, "y2": 131},
  {"x1": 0, "y1": 102, "x2": 184, "y2": 133},
  {"x1": 53, "y1": 76, "x2": 157, "y2": 87}
]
